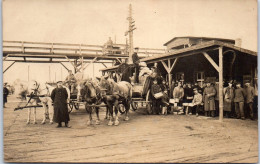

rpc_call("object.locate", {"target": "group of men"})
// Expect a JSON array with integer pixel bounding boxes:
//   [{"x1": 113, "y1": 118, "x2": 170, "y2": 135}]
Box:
[{"x1": 168, "y1": 80, "x2": 257, "y2": 120}]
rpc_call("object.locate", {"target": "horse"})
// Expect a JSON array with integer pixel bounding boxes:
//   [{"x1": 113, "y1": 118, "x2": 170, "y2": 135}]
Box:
[
  {"x1": 97, "y1": 76, "x2": 132, "y2": 126},
  {"x1": 78, "y1": 80, "x2": 103, "y2": 125},
  {"x1": 25, "y1": 80, "x2": 70, "y2": 125}
]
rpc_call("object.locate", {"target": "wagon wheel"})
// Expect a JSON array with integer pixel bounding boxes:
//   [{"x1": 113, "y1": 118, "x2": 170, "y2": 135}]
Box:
[
  {"x1": 68, "y1": 100, "x2": 74, "y2": 113},
  {"x1": 146, "y1": 90, "x2": 152, "y2": 114},
  {"x1": 118, "y1": 104, "x2": 126, "y2": 114}
]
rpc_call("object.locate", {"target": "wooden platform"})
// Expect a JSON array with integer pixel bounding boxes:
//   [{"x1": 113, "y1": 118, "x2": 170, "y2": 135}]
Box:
[{"x1": 4, "y1": 95, "x2": 258, "y2": 163}]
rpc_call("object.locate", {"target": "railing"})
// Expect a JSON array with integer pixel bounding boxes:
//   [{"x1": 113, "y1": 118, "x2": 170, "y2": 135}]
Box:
[{"x1": 3, "y1": 40, "x2": 166, "y2": 58}]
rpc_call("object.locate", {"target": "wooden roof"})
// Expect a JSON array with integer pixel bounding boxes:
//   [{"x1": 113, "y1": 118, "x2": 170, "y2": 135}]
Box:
[
  {"x1": 142, "y1": 40, "x2": 257, "y2": 64},
  {"x1": 100, "y1": 40, "x2": 257, "y2": 72},
  {"x1": 163, "y1": 36, "x2": 235, "y2": 46}
]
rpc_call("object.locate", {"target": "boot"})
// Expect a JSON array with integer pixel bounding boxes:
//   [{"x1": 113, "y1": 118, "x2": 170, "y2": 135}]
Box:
[
  {"x1": 56, "y1": 122, "x2": 62, "y2": 128},
  {"x1": 162, "y1": 107, "x2": 167, "y2": 115},
  {"x1": 211, "y1": 111, "x2": 215, "y2": 117},
  {"x1": 65, "y1": 122, "x2": 71, "y2": 128}
]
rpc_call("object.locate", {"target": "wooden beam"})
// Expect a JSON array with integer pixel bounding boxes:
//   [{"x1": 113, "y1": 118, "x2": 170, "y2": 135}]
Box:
[
  {"x1": 169, "y1": 58, "x2": 178, "y2": 72},
  {"x1": 82, "y1": 57, "x2": 98, "y2": 71},
  {"x1": 4, "y1": 59, "x2": 113, "y2": 64},
  {"x1": 3, "y1": 54, "x2": 10, "y2": 61},
  {"x1": 218, "y1": 47, "x2": 224, "y2": 122},
  {"x1": 160, "y1": 60, "x2": 170, "y2": 73},
  {"x1": 60, "y1": 62, "x2": 69, "y2": 71},
  {"x1": 116, "y1": 58, "x2": 122, "y2": 64},
  {"x1": 101, "y1": 63, "x2": 108, "y2": 68},
  {"x1": 203, "y1": 52, "x2": 219, "y2": 72},
  {"x1": 64, "y1": 56, "x2": 80, "y2": 72},
  {"x1": 3, "y1": 61, "x2": 16, "y2": 74}
]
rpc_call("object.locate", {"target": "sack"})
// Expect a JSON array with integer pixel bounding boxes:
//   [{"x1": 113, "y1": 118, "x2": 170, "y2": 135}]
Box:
[
  {"x1": 169, "y1": 99, "x2": 175, "y2": 104},
  {"x1": 154, "y1": 92, "x2": 164, "y2": 99}
]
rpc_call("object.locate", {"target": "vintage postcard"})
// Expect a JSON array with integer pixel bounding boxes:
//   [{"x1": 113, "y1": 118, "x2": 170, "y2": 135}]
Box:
[{"x1": 2, "y1": 0, "x2": 258, "y2": 163}]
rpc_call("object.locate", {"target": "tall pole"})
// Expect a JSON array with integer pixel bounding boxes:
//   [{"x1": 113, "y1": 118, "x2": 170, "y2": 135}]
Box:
[
  {"x1": 126, "y1": 4, "x2": 136, "y2": 64},
  {"x1": 219, "y1": 46, "x2": 224, "y2": 122}
]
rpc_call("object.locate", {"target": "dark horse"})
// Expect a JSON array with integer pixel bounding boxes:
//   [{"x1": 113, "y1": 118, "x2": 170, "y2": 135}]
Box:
[
  {"x1": 97, "y1": 76, "x2": 132, "y2": 126},
  {"x1": 79, "y1": 80, "x2": 102, "y2": 125}
]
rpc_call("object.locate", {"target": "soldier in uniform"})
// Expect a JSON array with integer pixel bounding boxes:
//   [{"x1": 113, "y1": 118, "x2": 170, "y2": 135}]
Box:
[
  {"x1": 244, "y1": 81, "x2": 255, "y2": 120},
  {"x1": 223, "y1": 80, "x2": 234, "y2": 118},
  {"x1": 234, "y1": 82, "x2": 245, "y2": 120},
  {"x1": 65, "y1": 70, "x2": 77, "y2": 93},
  {"x1": 203, "y1": 81, "x2": 216, "y2": 117}
]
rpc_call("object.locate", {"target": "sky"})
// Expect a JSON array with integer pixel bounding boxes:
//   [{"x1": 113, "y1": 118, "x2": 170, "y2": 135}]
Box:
[{"x1": 2, "y1": 0, "x2": 258, "y2": 84}]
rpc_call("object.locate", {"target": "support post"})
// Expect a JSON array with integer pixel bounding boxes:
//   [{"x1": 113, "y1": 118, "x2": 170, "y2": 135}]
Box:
[
  {"x1": 101, "y1": 63, "x2": 107, "y2": 68},
  {"x1": 82, "y1": 57, "x2": 98, "y2": 71},
  {"x1": 3, "y1": 61, "x2": 16, "y2": 74},
  {"x1": 219, "y1": 47, "x2": 224, "y2": 122},
  {"x1": 64, "y1": 56, "x2": 80, "y2": 72},
  {"x1": 60, "y1": 62, "x2": 69, "y2": 71},
  {"x1": 167, "y1": 59, "x2": 172, "y2": 90},
  {"x1": 203, "y1": 52, "x2": 219, "y2": 72},
  {"x1": 3, "y1": 54, "x2": 10, "y2": 61}
]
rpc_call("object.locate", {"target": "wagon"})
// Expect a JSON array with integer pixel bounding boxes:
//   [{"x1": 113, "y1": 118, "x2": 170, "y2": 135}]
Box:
[
  {"x1": 68, "y1": 94, "x2": 81, "y2": 113},
  {"x1": 130, "y1": 75, "x2": 153, "y2": 114}
]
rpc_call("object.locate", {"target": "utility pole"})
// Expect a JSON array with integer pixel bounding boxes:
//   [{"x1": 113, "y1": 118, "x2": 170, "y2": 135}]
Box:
[{"x1": 125, "y1": 4, "x2": 136, "y2": 64}]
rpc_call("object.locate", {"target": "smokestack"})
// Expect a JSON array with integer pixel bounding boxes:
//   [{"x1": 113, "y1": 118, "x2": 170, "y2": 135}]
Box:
[{"x1": 235, "y1": 38, "x2": 242, "y2": 47}]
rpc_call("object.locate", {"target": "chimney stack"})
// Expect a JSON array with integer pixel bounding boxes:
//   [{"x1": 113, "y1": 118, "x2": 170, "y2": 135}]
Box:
[{"x1": 235, "y1": 38, "x2": 242, "y2": 47}]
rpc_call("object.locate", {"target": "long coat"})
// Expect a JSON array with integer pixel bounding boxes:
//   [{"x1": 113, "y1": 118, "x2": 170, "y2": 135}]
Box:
[
  {"x1": 3, "y1": 87, "x2": 9, "y2": 103},
  {"x1": 51, "y1": 87, "x2": 70, "y2": 123},
  {"x1": 203, "y1": 86, "x2": 216, "y2": 111},
  {"x1": 223, "y1": 87, "x2": 234, "y2": 112}
]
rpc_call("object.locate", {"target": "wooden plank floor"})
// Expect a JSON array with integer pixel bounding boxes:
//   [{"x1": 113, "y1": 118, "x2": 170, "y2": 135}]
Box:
[{"x1": 4, "y1": 95, "x2": 258, "y2": 163}]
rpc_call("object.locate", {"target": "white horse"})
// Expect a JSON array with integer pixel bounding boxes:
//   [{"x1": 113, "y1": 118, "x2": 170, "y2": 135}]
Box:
[{"x1": 26, "y1": 80, "x2": 70, "y2": 125}]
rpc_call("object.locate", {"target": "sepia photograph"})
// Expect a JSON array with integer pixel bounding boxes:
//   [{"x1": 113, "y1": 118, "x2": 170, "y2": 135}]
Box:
[{"x1": 2, "y1": 0, "x2": 258, "y2": 163}]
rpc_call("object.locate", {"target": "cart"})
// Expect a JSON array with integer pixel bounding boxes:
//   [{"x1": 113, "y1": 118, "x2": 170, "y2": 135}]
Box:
[{"x1": 130, "y1": 75, "x2": 153, "y2": 114}]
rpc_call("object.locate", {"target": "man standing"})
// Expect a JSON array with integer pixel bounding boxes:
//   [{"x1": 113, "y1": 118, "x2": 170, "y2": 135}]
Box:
[
  {"x1": 234, "y1": 82, "x2": 245, "y2": 120},
  {"x1": 244, "y1": 81, "x2": 255, "y2": 120},
  {"x1": 223, "y1": 80, "x2": 234, "y2": 118},
  {"x1": 3, "y1": 83, "x2": 9, "y2": 108},
  {"x1": 65, "y1": 70, "x2": 77, "y2": 93},
  {"x1": 132, "y1": 47, "x2": 140, "y2": 83},
  {"x1": 51, "y1": 81, "x2": 71, "y2": 128},
  {"x1": 151, "y1": 79, "x2": 162, "y2": 115},
  {"x1": 203, "y1": 81, "x2": 216, "y2": 117}
]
